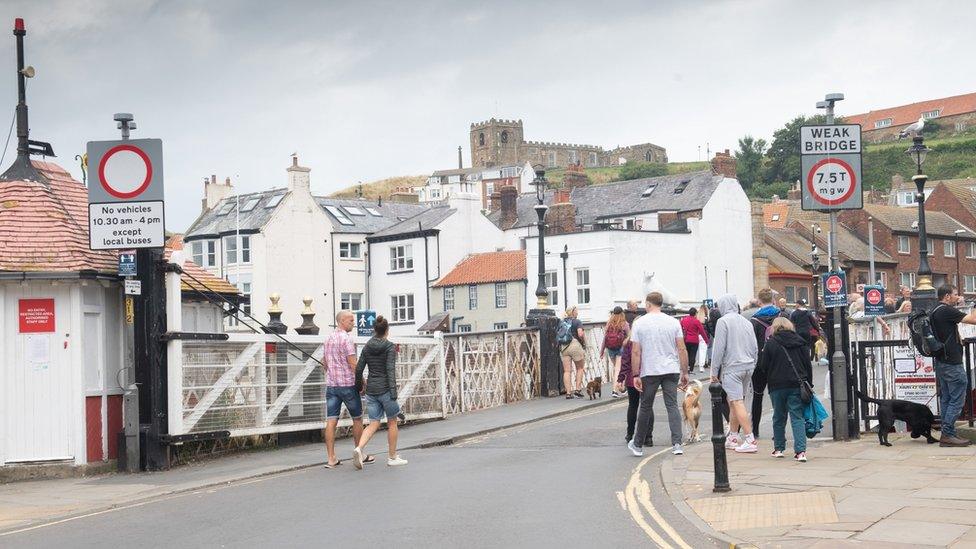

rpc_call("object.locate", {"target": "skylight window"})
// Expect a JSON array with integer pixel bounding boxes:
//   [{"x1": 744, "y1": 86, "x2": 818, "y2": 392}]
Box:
[
  {"x1": 240, "y1": 198, "x2": 260, "y2": 212},
  {"x1": 325, "y1": 205, "x2": 354, "y2": 226},
  {"x1": 265, "y1": 194, "x2": 285, "y2": 208},
  {"x1": 343, "y1": 206, "x2": 366, "y2": 216},
  {"x1": 771, "y1": 214, "x2": 781, "y2": 221},
  {"x1": 365, "y1": 207, "x2": 382, "y2": 217},
  {"x1": 641, "y1": 184, "x2": 657, "y2": 197},
  {"x1": 216, "y1": 202, "x2": 235, "y2": 215},
  {"x1": 674, "y1": 180, "x2": 690, "y2": 194}
]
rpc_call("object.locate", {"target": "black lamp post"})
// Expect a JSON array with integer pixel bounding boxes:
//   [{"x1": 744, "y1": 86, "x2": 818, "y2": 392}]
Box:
[
  {"x1": 531, "y1": 168, "x2": 550, "y2": 307},
  {"x1": 809, "y1": 223, "x2": 821, "y2": 312},
  {"x1": 524, "y1": 167, "x2": 560, "y2": 395},
  {"x1": 907, "y1": 135, "x2": 937, "y2": 311},
  {"x1": 955, "y1": 229, "x2": 966, "y2": 292}
]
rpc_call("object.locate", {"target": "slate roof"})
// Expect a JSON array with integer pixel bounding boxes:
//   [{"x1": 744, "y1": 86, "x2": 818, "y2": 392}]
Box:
[
  {"x1": 431, "y1": 167, "x2": 482, "y2": 178},
  {"x1": 0, "y1": 161, "x2": 117, "y2": 273},
  {"x1": 184, "y1": 188, "x2": 288, "y2": 239},
  {"x1": 863, "y1": 203, "x2": 975, "y2": 238},
  {"x1": 764, "y1": 231, "x2": 808, "y2": 275},
  {"x1": 846, "y1": 92, "x2": 976, "y2": 130},
  {"x1": 368, "y1": 205, "x2": 456, "y2": 240},
  {"x1": 432, "y1": 250, "x2": 526, "y2": 287},
  {"x1": 315, "y1": 197, "x2": 430, "y2": 234},
  {"x1": 486, "y1": 170, "x2": 723, "y2": 230}
]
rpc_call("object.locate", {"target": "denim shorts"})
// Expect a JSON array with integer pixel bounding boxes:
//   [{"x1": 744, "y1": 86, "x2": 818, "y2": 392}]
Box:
[
  {"x1": 607, "y1": 348, "x2": 622, "y2": 359},
  {"x1": 326, "y1": 386, "x2": 363, "y2": 419},
  {"x1": 365, "y1": 391, "x2": 401, "y2": 421}
]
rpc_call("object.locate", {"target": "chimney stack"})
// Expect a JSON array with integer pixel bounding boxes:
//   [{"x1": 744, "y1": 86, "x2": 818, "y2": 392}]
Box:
[
  {"x1": 489, "y1": 190, "x2": 502, "y2": 212},
  {"x1": 547, "y1": 192, "x2": 577, "y2": 234},
  {"x1": 711, "y1": 149, "x2": 737, "y2": 179},
  {"x1": 287, "y1": 155, "x2": 311, "y2": 194},
  {"x1": 499, "y1": 185, "x2": 518, "y2": 228},
  {"x1": 203, "y1": 174, "x2": 233, "y2": 211},
  {"x1": 458, "y1": 146, "x2": 463, "y2": 169}
]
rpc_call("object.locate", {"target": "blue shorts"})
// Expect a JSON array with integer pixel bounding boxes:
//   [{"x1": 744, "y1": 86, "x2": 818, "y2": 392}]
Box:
[
  {"x1": 365, "y1": 391, "x2": 401, "y2": 421},
  {"x1": 326, "y1": 386, "x2": 363, "y2": 420},
  {"x1": 607, "y1": 348, "x2": 622, "y2": 359}
]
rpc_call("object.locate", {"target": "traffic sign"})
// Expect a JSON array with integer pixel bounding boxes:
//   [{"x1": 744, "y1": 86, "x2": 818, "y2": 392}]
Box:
[
  {"x1": 863, "y1": 285, "x2": 885, "y2": 316},
  {"x1": 800, "y1": 124, "x2": 863, "y2": 212},
  {"x1": 118, "y1": 250, "x2": 137, "y2": 276},
  {"x1": 87, "y1": 138, "x2": 165, "y2": 250},
  {"x1": 356, "y1": 309, "x2": 377, "y2": 337},
  {"x1": 124, "y1": 279, "x2": 142, "y2": 296},
  {"x1": 822, "y1": 271, "x2": 848, "y2": 308}
]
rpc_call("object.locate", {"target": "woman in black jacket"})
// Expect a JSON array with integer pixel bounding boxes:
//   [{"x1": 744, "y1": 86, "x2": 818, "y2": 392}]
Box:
[
  {"x1": 753, "y1": 317, "x2": 813, "y2": 462},
  {"x1": 353, "y1": 316, "x2": 408, "y2": 468}
]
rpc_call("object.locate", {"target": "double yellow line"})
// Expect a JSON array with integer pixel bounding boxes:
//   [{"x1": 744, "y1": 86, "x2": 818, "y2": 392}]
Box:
[{"x1": 621, "y1": 448, "x2": 694, "y2": 549}]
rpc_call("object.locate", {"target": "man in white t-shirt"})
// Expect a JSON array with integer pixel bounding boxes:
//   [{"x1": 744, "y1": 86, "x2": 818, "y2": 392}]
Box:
[{"x1": 627, "y1": 292, "x2": 689, "y2": 457}]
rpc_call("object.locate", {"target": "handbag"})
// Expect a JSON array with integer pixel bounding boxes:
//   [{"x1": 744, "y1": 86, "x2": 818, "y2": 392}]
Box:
[{"x1": 781, "y1": 346, "x2": 813, "y2": 404}]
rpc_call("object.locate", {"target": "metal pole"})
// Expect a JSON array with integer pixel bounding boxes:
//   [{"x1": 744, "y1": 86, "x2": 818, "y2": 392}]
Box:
[
  {"x1": 956, "y1": 232, "x2": 963, "y2": 290},
  {"x1": 709, "y1": 382, "x2": 730, "y2": 492},
  {"x1": 825, "y1": 99, "x2": 850, "y2": 441},
  {"x1": 535, "y1": 204, "x2": 548, "y2": 307},
  {"x1": 560, "y1": 245, "x2": 568, "y2": 308},
  {"x1": 868, "y1": 217, "x2": 876, "y2": 285}
]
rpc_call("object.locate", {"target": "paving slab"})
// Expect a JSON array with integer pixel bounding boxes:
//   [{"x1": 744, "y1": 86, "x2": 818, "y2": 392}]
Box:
[
  {"x1": 889, "y1": 506, "x2": 976, "y2": 526},
  {"x1": 856, "y1": 518, "x2": 969, "y2": 546}
]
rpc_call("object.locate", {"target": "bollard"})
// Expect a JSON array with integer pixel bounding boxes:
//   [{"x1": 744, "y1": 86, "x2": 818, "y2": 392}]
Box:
[{"x1": 710, "y1": 381, "x2": 731, "y2": 493}]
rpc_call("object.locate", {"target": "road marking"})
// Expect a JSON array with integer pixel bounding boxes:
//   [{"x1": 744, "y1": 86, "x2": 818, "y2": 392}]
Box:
[
  {"x1": 615, "y1": 491, "x2": 627, "y2": 511},
  {"x1": 624, "y1": 448, "x2": 694, "y2": 549}
]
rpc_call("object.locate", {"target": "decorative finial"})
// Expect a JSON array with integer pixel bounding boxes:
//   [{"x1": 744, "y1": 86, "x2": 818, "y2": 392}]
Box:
[
  {"x1": 302, "y1": 296, "x2": 314, "y2": 315},
  {"x1": 269, "y1": 293, "x2": 282, "y2": 313}
]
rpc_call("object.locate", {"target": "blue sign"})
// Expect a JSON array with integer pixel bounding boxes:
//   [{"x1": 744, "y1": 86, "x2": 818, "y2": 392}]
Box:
[
  {"x1": 822, "y1": 271, "x2": 848, "y2": 309},
  {"x1": 863, "y1": 285, "x2": 885, "y2": 316},
  {"x1": 703, "y1": 298, "x2": 715, "y2": 309},
  {"x1": 356, "y1": 310, "x2": 376, "y2": 337},
  {"x1": 118, "y1": 251, "x2": 137, "y2": 277}
]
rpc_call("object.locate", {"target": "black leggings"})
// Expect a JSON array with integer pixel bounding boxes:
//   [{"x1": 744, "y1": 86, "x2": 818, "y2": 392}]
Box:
[
  {"x1": 626, "y1": 386, "x2": 641, "y2": 440},
  {"x1": 686, "y1": 343, "x2": 699, "y2": 369}
]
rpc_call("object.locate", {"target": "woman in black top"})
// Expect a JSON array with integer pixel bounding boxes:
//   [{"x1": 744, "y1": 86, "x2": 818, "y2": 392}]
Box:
[{"x1": 754, "y1": 317, "x2": 812, "y2": 461}]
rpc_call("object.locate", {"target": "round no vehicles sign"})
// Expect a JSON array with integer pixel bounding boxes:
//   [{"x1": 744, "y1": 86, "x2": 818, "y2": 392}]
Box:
[
  {"x1": 98, "y1": 144, "x2": 153, "y2": 199},
  {"x1": 806, "y1": 157, "x2": 857, "y2": 207},
  {"x1": 826, "y1": 275, "x2": 843, "y2": 294}
]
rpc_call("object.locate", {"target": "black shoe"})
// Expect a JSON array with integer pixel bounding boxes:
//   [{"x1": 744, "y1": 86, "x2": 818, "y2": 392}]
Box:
[
  {"x1": 573, "y1": 391, "x2": 585, "y2": 399},
  {"x1": 625, "y1": 435, "x2": 632, "y2": 442},
  {"x1": 566, "y1": 394, "x2": 575, "y2": 399},
  {"x1": 644, "y1": 439, "x2": 653, "y2": 447}
]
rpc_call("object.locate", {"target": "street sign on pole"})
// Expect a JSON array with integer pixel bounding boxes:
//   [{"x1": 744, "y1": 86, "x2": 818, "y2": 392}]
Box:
[
  {"x1": 863, "y1": 285, "x2": 885, "y2": 316},
  {"x1": 800, "y1": 124, "x2": 863, "y2": 211},
  {"x1": 822, "y1": 271, "x2": 848, "y2": 308},
  {"x1": 356, "y1": 310, "x2": 376, "y2": 337},
  {"x1": 118, "y1": 250, "x2": 137, "y2": 276},
  {"x1": 87, "y1": 138, "x2": 165, "y2": 250}
]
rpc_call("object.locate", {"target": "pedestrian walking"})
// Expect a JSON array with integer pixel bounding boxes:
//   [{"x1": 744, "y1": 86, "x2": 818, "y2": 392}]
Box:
[
  {"x1": 711, "y1": 294, "x2": 759, "y2": 453},
  {"x1": 748, "y1": 288, "x2": 786, "y2": 437},
  {"x1": 558, "y1": 306, "x2": 587, "y2": 399},
  {"x1": 704, "y1": 304, "x2": 720, "y2": 369},
  {"x1": 353, "y1": 316, "x2": 408, "y2": 468},
  {"x1": 931, "y1": 285, "x2": 976, "y2": 447},
  {"x1": 627, "y1": 292, "x2": 689, "y2": 457},
  {"x1": 753, "y1": 317, "x2": 813, "y2": 462},
  {"x1": 790, "y1": 299, "x2": 819, "y2": 361},
  {"x1": 680, "y1": 307, "x2": 709, "y2": 374},
  {"x1": 323, "y1": 310, "x2": 368, "y2": 469},
  {"x1": 624, "y1": 299, "x2": 641, "y2": 326},
  {"x1": 601, "y1": 306, "x2": 630, "y2": 398},
  {"x1": 616, "y1": 340, "x2": 647, "y2": 444}
]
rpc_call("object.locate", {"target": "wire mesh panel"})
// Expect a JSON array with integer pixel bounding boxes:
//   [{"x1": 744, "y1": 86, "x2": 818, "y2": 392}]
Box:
[
  {"x1": 442, "y1": 329, "x2": 541, "y2": 414},
  {"x1": 581, "y1": 323, "x2": 609, "y2": 383}
]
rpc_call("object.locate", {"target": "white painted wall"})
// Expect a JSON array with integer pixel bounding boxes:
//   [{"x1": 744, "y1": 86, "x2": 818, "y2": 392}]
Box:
[
  {"x1": 698, "y1": 177, "x2": 754, "y2": 301},
  {"x1": 331, "y1": 232, "x2": 370, "y2": 325}
]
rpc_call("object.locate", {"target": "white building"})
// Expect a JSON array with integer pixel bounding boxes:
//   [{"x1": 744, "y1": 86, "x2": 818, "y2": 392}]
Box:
[
  {"x1": 488, "y1": 168, "x2": 754, "y2": 322},
  {"x1": 183, "y1": 158, "x2": 429, "y2": 331},
  {"x1": 416, "y1": 161, "x2": 534, "y2": 211},
  {"x1": 366, "y1": 193, "x2": 506, "y2": 335}
]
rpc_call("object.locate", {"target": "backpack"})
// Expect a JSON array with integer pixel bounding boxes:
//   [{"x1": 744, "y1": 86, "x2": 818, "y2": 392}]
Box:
[
  {"x1": 908, "y1": 305, "x2": 948, "y2": 358},
  {"x1": 605, "y1": 328, "x2": 624, "y2": 350},
  {"x1": 753, "y1": 317, "x2": 774, "y2": 342},
  {"x1": 557, "y1": 319, "x2": 574, "y2": 345}
]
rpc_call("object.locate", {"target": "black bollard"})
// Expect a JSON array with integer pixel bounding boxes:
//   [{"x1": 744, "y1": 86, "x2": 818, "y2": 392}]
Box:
[{"x1": 710, "y1": 381, "x2": 731, "y2": 493}]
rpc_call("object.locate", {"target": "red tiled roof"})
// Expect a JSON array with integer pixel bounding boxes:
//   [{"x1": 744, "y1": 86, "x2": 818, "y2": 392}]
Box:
[
  {"x1": 166, "y1": 235, "x2": 240, "y2": 296},
  {"x1": 433, "y1": 250, "x2": 526, "y2": 287},
  {"x1": 846, "y1": 92, "x2": 976, "y2": 130},
  {"x1": 762, "y1": 202, "x2": 790, "y2": 228},
  {"x1": 0, "y1": 161, "x2": 117, "y2": 273}
]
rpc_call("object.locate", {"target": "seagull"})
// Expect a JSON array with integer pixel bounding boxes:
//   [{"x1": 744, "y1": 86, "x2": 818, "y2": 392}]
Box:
[{"x1": 899, "y1": 115, "x2": 925, "y2": 139}]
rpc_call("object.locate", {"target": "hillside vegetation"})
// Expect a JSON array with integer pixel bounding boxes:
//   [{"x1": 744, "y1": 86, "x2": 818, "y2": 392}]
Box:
[{"x1": 329, "y1": 175, "x2": 426, "y2": 199}]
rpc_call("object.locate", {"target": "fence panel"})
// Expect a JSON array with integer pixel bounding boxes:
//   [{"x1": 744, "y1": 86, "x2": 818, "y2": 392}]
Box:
[{"x1": 442, "y1": 329, "x2": 540, "y2": 413}]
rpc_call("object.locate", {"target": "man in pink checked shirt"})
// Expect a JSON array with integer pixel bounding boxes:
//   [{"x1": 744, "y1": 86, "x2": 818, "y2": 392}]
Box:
[{"x1": 323, "y1": 310, "x2": 372, "y2": 468}]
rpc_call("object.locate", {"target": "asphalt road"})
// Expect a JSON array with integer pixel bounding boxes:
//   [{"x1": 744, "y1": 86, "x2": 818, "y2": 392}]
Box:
[{"x1": 3, "y1": 363, "x2": 829, "y2": 548}]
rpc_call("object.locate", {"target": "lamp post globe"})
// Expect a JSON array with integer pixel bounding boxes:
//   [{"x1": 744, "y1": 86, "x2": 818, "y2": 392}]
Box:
[{"x1": 907, "y1": 135, "x2": 937, "y2": 312}]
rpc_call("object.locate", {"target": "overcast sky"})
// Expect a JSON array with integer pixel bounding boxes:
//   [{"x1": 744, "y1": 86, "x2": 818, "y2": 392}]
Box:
[{"x1": 3, "y1": 0, "x2": 973, "y2": 230}]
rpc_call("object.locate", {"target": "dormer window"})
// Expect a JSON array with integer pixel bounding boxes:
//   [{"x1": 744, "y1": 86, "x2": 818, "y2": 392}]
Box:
[
  {"x1": 874, "y1": 118, "x2": 892, "y2": 129},
  {"x1": 922, "y1": 109, "x2": 941, "y2": 120}
]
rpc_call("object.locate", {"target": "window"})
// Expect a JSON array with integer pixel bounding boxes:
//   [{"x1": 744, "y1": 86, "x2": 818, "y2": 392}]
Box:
[
  {"x1": 390, "y1": 245, "x2": 413, "y2": 271},
  {"x1": 644, "y1": 150, "x2": 654, "y2": 162},
  {"x1": 798, "y1": 287, "x2": 810, "y2": 303},
  {"x1": 206, "y1": 240, "x2": 216, "y2": 267},
  {"x1": 485, "y1": 182, "x2": 494, "y2": 197},
  {"x1": 874, "y1": 118, "x2": 892, "y2": 129},
  {"x1": 340, "y1": 293, "x2": 363, "y2": 311},
  {"x1": 547, "y1": 151, "x2": 556, "y2": 168},
  {"x1": 771, "y1": 214, "x2": 780, "y2": 221},
  {"x1": 265, "y1": 194, "x2": 285, "y2": 208},
  {"x1": 443, "y1": 287, "x2": 455, "y2": 310},
  {"x1": 478, "y1": 132, "x2": 485, "y2": 146},
  {"x1": 365, "y1": 207, "x2": 382, "y2": 217},
  {"x1": 493, "y1": 322, "x2": 509, "y2": 330},
  {"x1": 898, "y1": 236, "x2": 910, "y2": 254},
  {"x1": 216, "y1": 202, "x2": 235, "y2": 216},
  {"x1": 191, "y1": 240, "x2": 217, "y2": 268},
  {"x1": 878, "y1": 272, "x2": 889, "y2": 289},
  {"x1": 468, "y1": 284, "x2": 478, "y2": 309},
  {"x1": 927, "y1": 238, "x2": 935, "y2": 257},
  {"x1": 241, "y1": 235, "x2": 250, "y2": 263},
  {"x1": 625, "y1": 219, "x2": 637, "y2": 230},
  {"x1": 785, "y1": 286, "x2": 796, "y2": 303},
  {"x1": 191, "y1": 240, "x2": 204, "y2": 266},
  {"x1": 224, "y1": 236, "x2": 237, "y2": 264},
  {"x1": 226, "y1": 274, "x2": 252, "y2": 327},
  {"x1": 966, "y1": 275, "x2": 976, "y2": 294},
  {"x1": 922, "y1": 109, "x2": 941, "y2": 120},
  {"x1": 391, "y1": 294, "x2": 414, "y2": 322},
  {"x1": 674, "y1": 180, "x2": 690, "y2": 194},
  {"x1": 969, "y1": 242, "x2": 976, "y2": 259},
  {"x1": 900, "y1": 272, "x2": 917, "y2": 288},
  {"x1": 240, "y1": 197, "x2": 260, "y2": 212},
  {"x1": 339, "y1": 242, "x2": 362, "y2": 259},
  {"x1": 569, "y1": 150, "x2": 578, "y2": 164},
  {"x1": 500, "y1": 130, "x2": 508, "y2": 143},
  {"x1": 588, "y1": 152, "x2": 598, "y2": 167},
  {"x1": 576, "y1": 268, "x2": 590, "y2": 305},
  {"x1": 945, "y1": 240, "x2": 956, "y2": 258},
  {"x1": 343, "y1": 206, "x2": 366, "y2": 216},
  {"x1": 431, "y1": 189, "x2": 441, "y2": 199},
  {"x1": 641, "y1": 184, "x2": 657, "y2": 197},
  {"x1": 325, "y1": 205, "x2": 353, "y2": 226},
  {"x1": 495, "y1": 283, "x2": 507, "y2": 308},
  {"x1": 897, "y1": 191, "x2": 916, "y2": 206},
  {"x1": 545, "y1": 271, "x2": 559, "y2": 306},
  {"x1": 457, "y1": 324, "x2": 472, "y2": 333}
]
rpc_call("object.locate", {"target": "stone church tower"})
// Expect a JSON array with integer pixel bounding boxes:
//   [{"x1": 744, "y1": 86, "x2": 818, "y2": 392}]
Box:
[{"x1": 470, "y1": 119, "x2": 523, "y2": 167}]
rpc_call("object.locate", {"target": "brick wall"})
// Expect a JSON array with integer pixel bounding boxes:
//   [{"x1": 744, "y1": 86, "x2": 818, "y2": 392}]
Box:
[
  {"x1": 711, "y1": 149, "x2": 737, "y2": 179},
  {"x1": 752, "y1": 203, "x2": 769, "y2": 292}
]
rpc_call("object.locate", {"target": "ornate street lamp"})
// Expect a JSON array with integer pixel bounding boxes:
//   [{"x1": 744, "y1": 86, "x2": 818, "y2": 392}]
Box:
[
  {"x1": 531, "y1": 167, "x2": 550, "y2": 307},
  {"x1": 809, "y1": 223, "x2": 821, "y2": 312},
  {"x1": 524, "y1": 166, "x2": 559, "y2": 396},
  {"x1": 907, "y1": 135, "x2": 936, "y2": 311}
]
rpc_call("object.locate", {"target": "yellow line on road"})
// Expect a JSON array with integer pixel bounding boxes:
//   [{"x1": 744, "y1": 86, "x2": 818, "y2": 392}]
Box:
[{"x1": 624, "y1": 447, "x2": 693, "y2": 549}]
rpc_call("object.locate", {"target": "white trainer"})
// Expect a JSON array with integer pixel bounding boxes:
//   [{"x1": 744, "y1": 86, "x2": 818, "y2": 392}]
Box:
[
  {"x1": 724, "y1": 435, "x2": 740, "y2": 450},
  {"x1": 734, "y1": 439, "x2": 758, "y2": 453},
  {"x1": 672, "y1": 444, "x2": 684, "y2": 455},
  {"x1": 352, "y1": 447, "x2": 364, "y2": 470},
  {"x1": 387, "y1": 455, "x2": 408, "y2": 467},
  {"x1": 627, "y1": 439, "x2": 643, "y2": 457}
]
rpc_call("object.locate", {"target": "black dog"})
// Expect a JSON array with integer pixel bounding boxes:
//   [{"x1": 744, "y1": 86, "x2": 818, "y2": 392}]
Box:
[{"x1": 855, "y1": 389, "x2": 938, "y2": 446}]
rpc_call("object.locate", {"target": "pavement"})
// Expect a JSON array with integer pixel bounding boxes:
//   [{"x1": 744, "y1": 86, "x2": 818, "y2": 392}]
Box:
[
  {"x1": 665, "y1": 422, "x2": 976, "y2": 548},
  {"x1": 0, "y1": 394, "x2": 615, "y2": 536}
]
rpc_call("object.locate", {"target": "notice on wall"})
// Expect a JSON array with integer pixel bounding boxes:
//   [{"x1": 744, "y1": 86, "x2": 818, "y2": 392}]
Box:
[
  {"x1": 26, "y1": 334, "x2": 50, "y2": 371},
  {"x1": 892, "y1": 344, "x2": 937, "y2": 414},
  {"x1": 18, "y1": 298, "x2": 56, "y2": 333}
]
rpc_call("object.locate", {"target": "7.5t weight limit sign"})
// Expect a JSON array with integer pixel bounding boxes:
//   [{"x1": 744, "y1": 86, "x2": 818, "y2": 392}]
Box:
[{"x1": 800, "y1": 124, "x2": 863, "y2": 212}]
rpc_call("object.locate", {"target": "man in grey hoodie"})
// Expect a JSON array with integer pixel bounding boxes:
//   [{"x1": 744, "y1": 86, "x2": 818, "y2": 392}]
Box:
[{"x1": 710, "y1": 294, "x2": 760, "y2": 453}]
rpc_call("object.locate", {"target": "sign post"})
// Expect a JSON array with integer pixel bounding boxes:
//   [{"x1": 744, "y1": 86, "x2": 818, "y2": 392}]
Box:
[{"x1": 822, "y1": 271, "x2": 848, "y2": 309}]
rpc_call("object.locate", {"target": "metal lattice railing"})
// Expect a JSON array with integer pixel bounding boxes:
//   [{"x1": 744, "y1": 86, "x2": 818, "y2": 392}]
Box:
[{"x1": 442, "y1": 329, "x2": 540, "y2": 414}]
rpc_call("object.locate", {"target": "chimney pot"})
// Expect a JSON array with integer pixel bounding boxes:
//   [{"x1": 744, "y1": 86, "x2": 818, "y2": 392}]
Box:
[{"x1": 225, "y1": 176, "x2": 231, "y2": 185}]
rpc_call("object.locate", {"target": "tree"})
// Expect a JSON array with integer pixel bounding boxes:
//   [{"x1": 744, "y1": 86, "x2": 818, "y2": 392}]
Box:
[
  {"x1": 734, "y1": 135, "x2": 766, "y2": 189},
  {"x1": 763, "y1": 114, "x2": 837, "y2": 185},
  {"x1": 615, "y1": 162, "x2": 668, "y2": 181}
]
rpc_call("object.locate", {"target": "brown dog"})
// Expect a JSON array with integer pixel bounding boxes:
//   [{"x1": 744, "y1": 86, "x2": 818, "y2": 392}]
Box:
[
  {"x1": 681, "y1": 379, "x2": 703, "y2": 443},
  {"x1": 586, "y1": 377, "x2": 603, "y2": 400}
]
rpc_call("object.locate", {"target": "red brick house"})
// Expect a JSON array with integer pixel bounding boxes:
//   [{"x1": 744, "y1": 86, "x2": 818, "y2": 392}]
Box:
[{"x1": 846, "y1": 92, "x2": 976, "y2": 143}]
